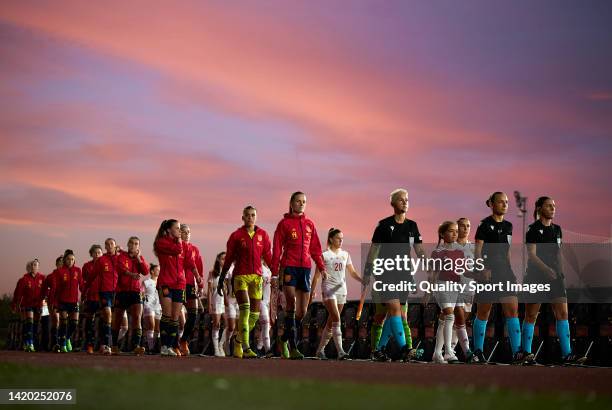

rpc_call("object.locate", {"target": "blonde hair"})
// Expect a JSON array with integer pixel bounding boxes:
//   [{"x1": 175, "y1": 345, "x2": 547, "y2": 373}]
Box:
[
  {"x1": 389, "y1": 188, "x2": 408, "y2": 204},
  {"x1": 26, "y1": 259, "x2": 39, "y2": 273}
]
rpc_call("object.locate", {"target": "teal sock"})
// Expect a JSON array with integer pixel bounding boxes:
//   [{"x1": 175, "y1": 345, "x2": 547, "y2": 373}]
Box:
[
  {"x1": 556, "y1": 320, "x2": 572, "y2": 357},
  {"x1": 506, "y1": 317, "x2": 521, "y2": 354},
  {"x1": 376, "y1": 319, "x2": 392, "y2": 350},
  {"x1": 389, "y1": 316, "x2": 406, "y2": 349},
  {"x1": 473, "y1": 318, "x2": 487, "y2": 352},
  {"x1": 522, "y1": 322, "x2": 535, "y2": 354}
]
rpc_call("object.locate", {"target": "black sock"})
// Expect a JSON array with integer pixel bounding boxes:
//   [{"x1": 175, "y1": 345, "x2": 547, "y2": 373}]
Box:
[{"x1": 181, "y1": 308, "x2": 197, "y2": 342}]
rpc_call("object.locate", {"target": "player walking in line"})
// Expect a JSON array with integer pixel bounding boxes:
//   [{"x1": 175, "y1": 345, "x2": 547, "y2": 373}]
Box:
[
  {"x1": 82, "y1": 244, "x2": 103, "y2": 354},
  {"x1": 429, "y1": 221, "x2": 468, "y2": 364},
  {"x1": 522, "y1": 197, "x2": 586, "y2": 365},
  {"x1": 93, "y1": 238, "x2": 121, "y2": 355},
  {"x1": 11, "y1": 259, "x2": 45, "y2": 352},
  {"x1": 271, "y1": 192, "x2": 327, "y2": 360},
  {"x1": 56, "y1": 250, "x2": 83, "y2": 353},
  {"x1": 112, "y1": 237, "x2": 149, "y2": 355},
  {"x1": 43, "y1": 256, "x2": 63, "y2": 352},
  {"x1": 154, "y1": 219, "x2": 197, "y2": 357},
  {"x1": 256, "y1": 265, "x2": 273, "y2": 356},
  {"x1": 365, "y1": 188, "x2": 425, "y2": 362},
  {"x1": 221, "y1": 267, "x2": 238, "y2": 356},
  {"x1": 311, "y1": 228, "x2": 364, "y2": 360},
  {"x1": 207, "y1": 252, "x2": 226, "y2": 357},
  {"x1": 447, "y1": 217, "x2": 478, "y2": 362},
  {"x1": 472, "y1": 192, "x2": 524, "y2": 364},
  {"x1": 218, "y1": 206, "x2": 273, "y2": 359},
  {"x1": 178, "y1": 224, "x2": 204, "y2": 356},
  {"x1": 143, "y1": 263, "x2": 162, "y2": 354}
]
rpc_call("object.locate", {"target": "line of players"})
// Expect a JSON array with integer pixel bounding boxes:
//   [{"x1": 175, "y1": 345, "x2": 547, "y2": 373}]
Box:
[{"x1": 9, "y1": 189, "x2": 585, "y2": 364}]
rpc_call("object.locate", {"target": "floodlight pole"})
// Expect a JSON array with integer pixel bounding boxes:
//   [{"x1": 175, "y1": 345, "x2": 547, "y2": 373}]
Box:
[{"x1": 514, "y1": 191, "x2": 528, "y2": 277}]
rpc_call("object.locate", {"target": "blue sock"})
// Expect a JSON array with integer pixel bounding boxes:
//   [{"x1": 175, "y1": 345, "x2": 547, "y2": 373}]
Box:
[
  {"x1": 473, "y1": 318, "x2": 487, "y2": 352},
  {"x1": 376, "y1": 319, "x2": 392, "y2": 350},
  {"x1": 389, "y1": 316, "x2": 406, "y2": 349},
  {"x1": 556, "y1": 320, "x2": 572, "y2": 357},
  {"x1": 506, "y1": 317, "x2": 521, "y2": 354},
  {"x1": 522, "y1": 322, "x2": 535, "y2": 354}
]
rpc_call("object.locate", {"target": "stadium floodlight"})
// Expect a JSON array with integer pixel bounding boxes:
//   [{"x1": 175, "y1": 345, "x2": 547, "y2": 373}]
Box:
[{"x1": 514, "y1": 190, "x2": 527, "y2": 275}]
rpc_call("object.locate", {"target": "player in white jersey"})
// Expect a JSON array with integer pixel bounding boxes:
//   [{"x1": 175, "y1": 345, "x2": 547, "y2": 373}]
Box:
[
  {"x1": 311, "y1": 228, "x2": 363, "y2": 360},
  {"x1": 222, "y1": 264, "x2": 238, "y2": 355},
  {"x1": 448, "y1": 217, "x2": 477, "y2": 362},
  {"x1": 256, "y1": 265, "x2": 273, "y2": 356},
  {"x1": 143, "y1": 263, "x2": 161, "y2": 353},
  {"x1": 207, "y1": 252, "x2": 226, "y2": 357},
  {"x1": 429, "y1": 221, "x2": 472, "y2": 364}
]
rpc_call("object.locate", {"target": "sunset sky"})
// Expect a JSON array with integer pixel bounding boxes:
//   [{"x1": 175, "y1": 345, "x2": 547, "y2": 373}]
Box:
[{"x1": 1, "y1": 1, "x2": 611, "y2": 297}]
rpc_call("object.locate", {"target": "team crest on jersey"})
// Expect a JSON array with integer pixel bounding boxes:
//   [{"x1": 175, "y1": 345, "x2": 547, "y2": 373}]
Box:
[
  {"x1": 241, "y1": 239, "x2": 247, "y2": 248},
  {"x1": 104, "y1": 265, "x2": 109, "y2": 272},
  {"x1": 539, "y1": 230, "x2": 544, "y2": 235},
  {"x1": 390, "y1": 226, "x2": 395, "y2": 231},
  {"x1": 306, "y1": 226, "x2": 312, "y2": 233},
  {"x1": 27, "y1": 282, "x2": 32, "y2": 288},
  {"x1": 490, "y1": 225, "x2": 495, "y2": 230},
  {"x1": 291, "y1": 229, "x2": 298, "y2": 240},
  {"x1": 257, "y1": 235, "x2": 262, "y2": 241}
]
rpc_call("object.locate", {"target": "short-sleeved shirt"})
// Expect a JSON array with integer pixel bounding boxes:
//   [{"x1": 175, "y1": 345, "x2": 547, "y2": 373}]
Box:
[
  {"x1": 322, "y1": 248, "x2": 352, "y2": 296},
  {"x1": 475, "y1": 216, "x2": 512, "y2": 268},
  {"x1": 372, "y1": 215, "x2": 422, "y2": 262},
  {"x1": 526, "y1": 220, "x2": 562, "y2": 275}
]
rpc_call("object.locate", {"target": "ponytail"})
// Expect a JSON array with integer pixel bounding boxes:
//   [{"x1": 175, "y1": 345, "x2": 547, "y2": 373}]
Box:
[
  {"x1": 154, "y1": 219, "x2": 178, "y2": 256},
  {"x1": 289, "y1": 191, "x2": 305, "y2": 213},
  {"x1": 327, "y1": 227, "x2": 342, "y2": 246},
  {"x1": 437, "y1": 221, "x2": 456, "y2": 246},
  {"x1": 533, "y1": 196, "x2": 551, "y2": 220},
  {"x1": 486, "y1": 192, "x2": 504, "y2": 208}
]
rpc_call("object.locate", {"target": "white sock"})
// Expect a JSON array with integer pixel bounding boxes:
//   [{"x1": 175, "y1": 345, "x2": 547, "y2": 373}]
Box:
[
  {"x1": 220, "y1": 328, "x2": 228, "y2": 352},
  {"x1": 212, "y1": 327, "x2": 220, "y2": 354},
  {"x1": 332, "y1": 322, "x2": 345, "y2": 355},
  {"x1": 146, "y1": 330, "x2": 155, "y2": 350},
  {"x1": 260, "y1": 321, "x2": 270, "y2": 351},
  {"x1": 118, "y1": 327, "x2": 128, "y2": 342},
  {"x1": 318, "y1": 327, "x2": 333, "y2": 353},
  {"x1": 455, "y1": 324, "x2": 470, "y2": 355},
  {"x1": 444, "y1": 314, "x2": 455, "y2": 357},
  {"x1": 434, "y1": 318, "x2": 445, "y2": 356},
  {"x1": 451, "y1": 328, "x2": 458, "y2": 352}
]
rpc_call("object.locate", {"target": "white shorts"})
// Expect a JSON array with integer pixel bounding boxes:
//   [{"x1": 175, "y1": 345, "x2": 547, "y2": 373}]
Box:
[
  {"x1": 323, "y1": 293, "x2": 347, "y2": 305},
  {"x1": 211, "y1": 302, "x2": 225, "y2": 315},
  {"x1": 434, "y1": 277, "x2": 474, "y2": 309},
  {"x1": 225, "y1": 301, "x2": 238, "y2": 319},
  {"x1": 144, "y1": 304, "x2": 162, "y2": 320}
]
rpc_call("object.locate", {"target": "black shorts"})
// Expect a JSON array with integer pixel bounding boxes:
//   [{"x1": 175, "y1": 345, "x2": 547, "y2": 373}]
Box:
[
  {"x1": 473, "y1": 266, "x2": 518, "y2": 303},
  {"x1": 84, "y1": 301, "x2": 100, "y2": 314},
  {"x1": 521, "y1": 274, "x2": 567, "y2": 303},
  {"x1": 371, "y1": 272, "x2": 412, "y2": 304},
  {"x1": 159, "y1": 286, "x2": 185, "y2": 304},
  {"x1": 58, "y1": 303, "x2": 79, "y2": 313},
  {"x1": 115, "y1": 291, "x2": 143, "y2": 310},
  {"x1": 99, "y1": 291, "x2": 115, "y2": 308},
  {"x1": 282, "y1": 267, "x2": 311, "y2": 292},
  {"x1": 185, "y1": 284, "x2": 198, "y2": 301},
  {"x1": 21, "y1": 307, "x2": 41, "y2": 314}
]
